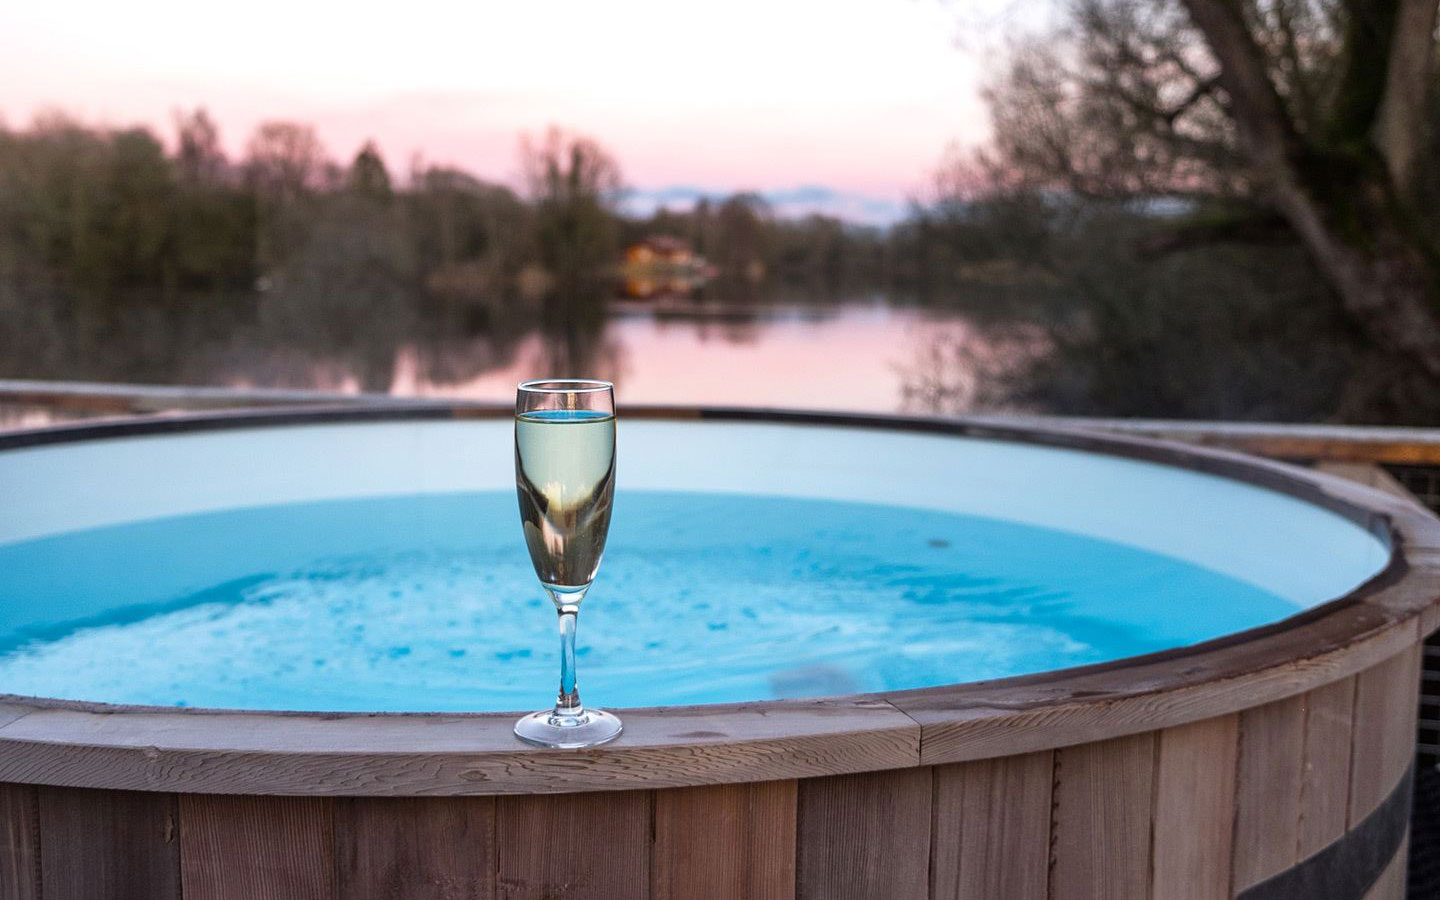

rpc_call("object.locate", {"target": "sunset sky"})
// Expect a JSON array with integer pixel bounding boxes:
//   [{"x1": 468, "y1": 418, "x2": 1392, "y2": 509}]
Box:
[{"x1": 0, "y1": 0, "x2": 1033, "y2": 221}]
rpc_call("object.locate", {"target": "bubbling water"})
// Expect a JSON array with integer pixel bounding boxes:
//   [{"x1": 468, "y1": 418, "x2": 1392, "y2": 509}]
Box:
[{"x1": 0, "y1": 491, "x2": 1297, "y2": 711}]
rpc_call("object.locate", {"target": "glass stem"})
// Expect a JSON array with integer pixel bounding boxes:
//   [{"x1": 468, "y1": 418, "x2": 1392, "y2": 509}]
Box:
[{"x1": 555, "y1": 607, "x2": 582, "y2": 716}]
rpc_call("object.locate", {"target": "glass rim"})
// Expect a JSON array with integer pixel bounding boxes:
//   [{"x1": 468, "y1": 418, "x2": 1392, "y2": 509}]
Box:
[{"x1": 517, "y1": 378, "x2": 614, "y2": 394}]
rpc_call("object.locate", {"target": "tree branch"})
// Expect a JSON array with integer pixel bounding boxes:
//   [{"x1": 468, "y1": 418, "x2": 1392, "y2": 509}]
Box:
[
  {"x1": 1373, "y1": 0, "x2": 1439, "y2": 188},
  {"x1": 1162, "y1": 76, "x2": 1222, "y2": 124},
  {"x1": 1179, "y1": 0, "x2": 1304, "y2": 178},
  {"x1": 1273, "y1": 0, "x2": 1319, "y2": 132}
]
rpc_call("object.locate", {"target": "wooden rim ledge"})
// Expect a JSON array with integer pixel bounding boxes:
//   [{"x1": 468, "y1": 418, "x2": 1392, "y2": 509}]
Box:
[{"x1": 0, "y1": 404, "x2": 1436, "y2": 797}]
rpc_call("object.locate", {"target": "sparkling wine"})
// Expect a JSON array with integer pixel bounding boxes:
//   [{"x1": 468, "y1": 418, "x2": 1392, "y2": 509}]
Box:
[
  {"x1": 512, "y1": 378, "x2": 623, "y2": 748},
  {"x1": 514, "y1": 408, "x2": 616, "y2": 598}
]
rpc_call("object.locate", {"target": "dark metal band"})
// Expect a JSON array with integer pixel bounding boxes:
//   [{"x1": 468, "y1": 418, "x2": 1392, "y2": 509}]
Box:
[{"x1": 1238, "y1": 763, "x2": 1414, "y2": 900}]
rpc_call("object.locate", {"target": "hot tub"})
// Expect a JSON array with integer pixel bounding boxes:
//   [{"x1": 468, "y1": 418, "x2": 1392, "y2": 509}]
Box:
[{"x1": 0, "y1": 406, "x2": 1433, "y2": 900}]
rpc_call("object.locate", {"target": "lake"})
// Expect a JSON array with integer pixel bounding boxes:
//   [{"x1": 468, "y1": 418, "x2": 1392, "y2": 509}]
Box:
[
  {"x1": 0, "y1": 295, "x2": 1005, "y2": 423},
  {"x1": 391, "y1": 300, "x2": 982, "y2": 411}
]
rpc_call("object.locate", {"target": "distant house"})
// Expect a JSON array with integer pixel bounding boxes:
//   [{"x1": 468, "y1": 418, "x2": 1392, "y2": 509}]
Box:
[
  {"x1": 620, "y1": 236, "x2": 714, "y2": 299},
  {"x1": 625, "y1": 235, "x2": 694, "y2": 266}
]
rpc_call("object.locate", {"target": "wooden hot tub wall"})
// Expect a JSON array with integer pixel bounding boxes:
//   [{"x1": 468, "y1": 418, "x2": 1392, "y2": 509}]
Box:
[{"x1": 0, "y1": 406, "x2": 1435, "y2": 900}]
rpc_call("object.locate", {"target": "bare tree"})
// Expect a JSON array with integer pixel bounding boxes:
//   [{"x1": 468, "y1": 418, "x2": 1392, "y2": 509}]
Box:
[
  {"x1": 1180, "y1": 0, "x2": 1440, "y2": 378},
  {"x1": 518, "y1": 126, "x2": 623, "y2": 282},
  {"x1": 243, "y1": 122, "x2": 329, "y2": 273},
  {"x1": 174, "y1": 108, "x2": 227, "y2": 185},
  {"x1": 986, "y1": 0, "x2": 1440, "y2": 383},
  {"x1": 244, "y1": 121, "x2": 326, "y2": 205}
]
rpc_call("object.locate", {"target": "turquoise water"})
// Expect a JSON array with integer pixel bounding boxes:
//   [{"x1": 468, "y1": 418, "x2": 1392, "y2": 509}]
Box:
[{"x1": 0, "y1": 491, "x2": 1298, "y2": 712}]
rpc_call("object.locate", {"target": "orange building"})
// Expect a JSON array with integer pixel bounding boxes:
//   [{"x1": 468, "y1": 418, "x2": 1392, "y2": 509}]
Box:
[{"x1": 621, "y1": 236, "x2": 714, "y2": 299}]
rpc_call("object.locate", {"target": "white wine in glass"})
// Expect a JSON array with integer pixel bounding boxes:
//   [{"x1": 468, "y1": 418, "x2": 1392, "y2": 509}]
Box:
[{"x1": 512, "y1": 378, "x2": 623, "y2": 748}]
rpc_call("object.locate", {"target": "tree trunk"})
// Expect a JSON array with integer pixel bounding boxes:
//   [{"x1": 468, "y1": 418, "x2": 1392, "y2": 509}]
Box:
[
  {"x1": 1373, "y1": 0, "x2": 1439, "y2": 187},
  {"x1": 1289, "y1": 164, "x2": 1440, "y2": 382},
  {"x1": 1272, "y1": 160, "x2": 1440, "y2": 377},
  {"x1": 1182, "y1": 0, "x2": 1440, "y2": 380}
]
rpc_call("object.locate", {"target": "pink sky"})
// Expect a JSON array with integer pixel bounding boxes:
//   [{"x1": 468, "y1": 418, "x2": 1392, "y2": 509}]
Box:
[{"x1": 0, "y1": 0, "x2": 1007, "y2": 204}]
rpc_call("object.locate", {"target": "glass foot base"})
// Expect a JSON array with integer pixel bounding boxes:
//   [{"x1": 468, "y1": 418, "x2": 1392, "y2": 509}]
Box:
[{"x1": 513, "y1": 708, "x2": 623, "y2": 749}]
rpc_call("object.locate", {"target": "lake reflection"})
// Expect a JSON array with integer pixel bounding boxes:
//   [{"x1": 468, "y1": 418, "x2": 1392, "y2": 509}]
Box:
[
  {"x1": 394, "y1": 301, "x2": 982, "y2": 411},
  {"x1": 2, "y1": 292, "x2": 998, "y2": 415}
]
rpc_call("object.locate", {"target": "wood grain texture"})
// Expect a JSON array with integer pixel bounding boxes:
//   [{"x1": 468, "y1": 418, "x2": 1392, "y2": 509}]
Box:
[
  {"x1": 1298, "y1": 676, "x2": 1357, "y2": 857},
  {"x1": 1050, "y1": 733, "x2": 1155, "y2": 900},
  {"x1": 0, "y1": 784, "x2": 38, "y2": 900},
  {"x1": 897, "y1": 602, "x2": 1412, "y2": 766},
  {"x1": 796, "y1": 767, "x2": 932, "y2": 900},
  {"x1": 1231, "y1": 694, "x2": 1305, "y2": 891},
  {"x1": 1350, "y1": 646, "x2": 1422, "y2": 826},
  {"x1": 0, "y1": 699, "x2": 918, "y2": 796},
  {"x1": 1361, "y1": 835, "x2": 1408, "y2": 900},
  {"x1": 930, "y1": 750, "x2": 1052, "y2": 900},
  {"x1": 1150, "y1": 716, "x2": 1238, "y2": 900},
  {"x1": 1365, "y1": 560, "x2": 1440, "y2": 627},
  {"x1": 652, "y1": 780, "x2": 796, "y2": 900},
  {"x1": 179, "y1": 795, "x2": 334, "y2": 900},
  {"x1": 1313, "y1": 461, "x2": 1422, "y2": 505},
  {"x1": 0, "y1": 708, "x2": 30, "y2": 733},
  {"x1": 335, "y1": 797, "x2": 495, "y2": 900},
  {"x1": 1083, "y1": 422, "x2": 1440, "y2": 466},
  {"x1": 495, "y1": 789, "x2": 650, "y2": 900},
  {"x1": 38, "y1": 785, "x2": 179, "y2": 900}
]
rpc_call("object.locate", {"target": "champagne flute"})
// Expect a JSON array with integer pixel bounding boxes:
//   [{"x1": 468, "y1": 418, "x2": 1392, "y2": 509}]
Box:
[{"x1": 512, "y1": 379, "x2": 623, "y2": 748}]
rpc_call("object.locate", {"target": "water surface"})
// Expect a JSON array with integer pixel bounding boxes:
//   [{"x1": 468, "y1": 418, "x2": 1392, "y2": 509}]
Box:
[{"x1": 0, "y1": 491, "x2": 1297, "y2": 711}]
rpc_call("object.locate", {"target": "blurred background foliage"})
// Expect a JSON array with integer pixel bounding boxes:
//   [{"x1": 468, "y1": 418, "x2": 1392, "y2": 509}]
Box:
[
  {"x1": 1, "y1": 0, "x2": 1436, "y2": 422},
  {"x1": 0, "y1": 112, "x2": 896, "y2": 393},
  {"x1": 909, "y1": 0, "x2": 1440, "y2": 423}
]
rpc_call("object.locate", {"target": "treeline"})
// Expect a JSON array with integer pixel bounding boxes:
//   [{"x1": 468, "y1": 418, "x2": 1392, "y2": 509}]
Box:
[
  {"x1": 624, "y1": 197, "x2": 888, "y2": 301},
  {"x1": 0, "y1": 112, "x2": 530, "y2": 387},
  {"x1": 0, "y1": 112, "x2": 917, "y2": 388}
]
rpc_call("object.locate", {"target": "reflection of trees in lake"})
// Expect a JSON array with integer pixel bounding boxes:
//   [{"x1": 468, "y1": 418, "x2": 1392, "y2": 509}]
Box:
[
  {"x1": 899, "y1": 320, "x2": 1049, "y2": 415},
  {"x1": 256, "y1": 189, "x2": 415, "y2": 392},
  {"x1": 535, "y1": 283, "x2": 624, "y2": 383},
  {"x1": 520, "y1": 128, "x2": 626, "y2": 383}
]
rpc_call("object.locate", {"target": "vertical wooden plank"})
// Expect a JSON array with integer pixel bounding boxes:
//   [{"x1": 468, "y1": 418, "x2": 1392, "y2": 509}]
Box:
[
  {"x1": 496, "y1": 789, "x2": 650, "y2": 900},
  {"x1": 180, "y1": 795, "x2": 334, "y2": 900},
  {"x1": 1298, "y1": 676, "x2": 1357, "y2": 858},
  {"x1": 652, "y1": 780, "x2": 796, "y2": 900},
  {"x1": 1051, "y1": 732, "x2": 1155, "y2": 900},
  {"x1": 1361, "y1": 835, "x2": 1408, "y2": 900},
  {"x1": 38, "y1": 786, "x2": 180, "y2": 900},
  {"x1": 1231, "y1": 694, "x2": 1305, "y2": 891},
  {"x1": 0, "y1": 784, "x2": 39, "y2": 900},
  {"x1": 1151, "y1": 715, "x2": 1238, "y2": 900},
  {"x1": 796, "y1": 767, "x2": 931, "y2": 900},
  {"x1": 1350, "y1": 646, "x2": 1422, "y2": 827},
  {"x1": 931, "y1": 750, "x2": 1051, "y2": 900},
  {"x1": 335, "y1": 796, "x2": 495, "y2": 900}
]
